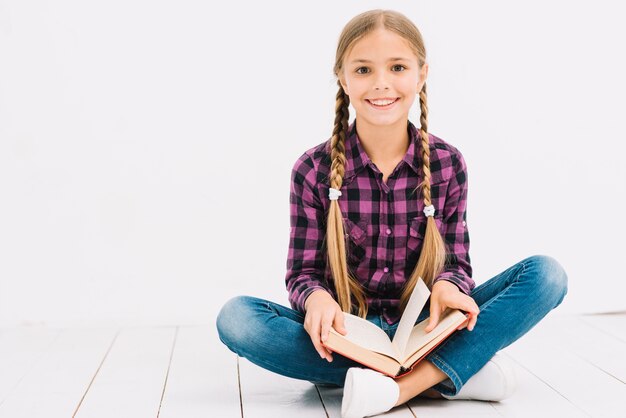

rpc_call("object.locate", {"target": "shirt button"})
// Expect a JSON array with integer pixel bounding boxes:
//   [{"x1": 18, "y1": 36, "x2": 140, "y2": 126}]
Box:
[
  {"x1": 383, "y1": 267, "x2": 389, "y2": 273},
  {"x1": 386, "y1": 228, "x2": 392, "y2": 235}
]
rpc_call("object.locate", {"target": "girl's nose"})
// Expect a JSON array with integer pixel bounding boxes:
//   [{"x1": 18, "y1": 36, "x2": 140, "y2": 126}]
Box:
[{"x1": 373, "y1": 73, "x2": 391, "y2": 90}]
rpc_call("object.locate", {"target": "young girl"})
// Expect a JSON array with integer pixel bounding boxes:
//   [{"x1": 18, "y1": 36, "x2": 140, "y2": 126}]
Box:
[{"x1": 216, "y1": 9, "x2": 568, "y2": 418}]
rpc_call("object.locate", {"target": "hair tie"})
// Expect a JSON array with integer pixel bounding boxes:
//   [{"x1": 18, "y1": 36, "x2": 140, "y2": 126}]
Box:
[
  {"x1": 423, "y1": 204, "x2": 435, "y2": 217},
  {"x1": 329, "y1": 188, "x2": 342, "y2": 201}
]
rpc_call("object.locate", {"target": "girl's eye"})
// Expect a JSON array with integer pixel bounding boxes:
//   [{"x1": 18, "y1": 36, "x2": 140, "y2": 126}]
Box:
[{"x1": 355, "y1": 65, "x2": 406, "y2": 74}]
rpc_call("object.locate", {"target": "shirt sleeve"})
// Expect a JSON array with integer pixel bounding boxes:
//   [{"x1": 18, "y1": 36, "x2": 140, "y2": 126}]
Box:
[
  {"x1": 433, "y1": 150, "x2": 476, "y2": 296},
  {"x1": 285, "y1": 154, "x2": 333, "y2": 313}
]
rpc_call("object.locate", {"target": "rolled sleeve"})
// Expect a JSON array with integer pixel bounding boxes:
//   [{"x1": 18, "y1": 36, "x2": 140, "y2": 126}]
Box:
[
  {"x1": 285, "y1": 154, "x2": 332, "y2": 313},
  {"x1": 433, "y1": 151, "x2": 475, "y2": 296}
]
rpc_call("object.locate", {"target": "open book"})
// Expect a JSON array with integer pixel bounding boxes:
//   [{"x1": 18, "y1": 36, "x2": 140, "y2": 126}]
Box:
[{"x1": 322, "y1": 278, "x2": 469, "y2": 378}]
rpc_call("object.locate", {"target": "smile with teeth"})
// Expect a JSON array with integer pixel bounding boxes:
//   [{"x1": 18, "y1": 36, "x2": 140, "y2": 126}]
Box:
[{"x1": 367, "y1": 98, "x2": 399, "y2": 108}]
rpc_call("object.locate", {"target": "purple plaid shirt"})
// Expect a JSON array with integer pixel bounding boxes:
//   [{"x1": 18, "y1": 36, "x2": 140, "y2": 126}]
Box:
[{"x1": 285, "y1": 119, "x2": 475, "y2": 325}]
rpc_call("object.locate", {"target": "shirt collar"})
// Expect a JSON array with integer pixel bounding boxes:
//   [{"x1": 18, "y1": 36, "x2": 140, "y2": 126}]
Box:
[{"x1": 343, "y1": 119, "x2": 422, "y2": 182}]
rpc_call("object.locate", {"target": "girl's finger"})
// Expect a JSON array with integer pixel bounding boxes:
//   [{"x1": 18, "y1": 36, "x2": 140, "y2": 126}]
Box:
[
  {"x1": 468, "y1": 312, "x2": 478, "y2": 331},
  {"x1": 321, "y1": 314, "x2": 335, "y2": 361},
  {"x1": 321, "y1": 313, "x2": 333, "y2": 343},
  {"x1": 335, "y1": 310, "x2": 347, "y2": 335},
  {"x1": 425, "y1": 304, "x2": 441, "y2": 332}
]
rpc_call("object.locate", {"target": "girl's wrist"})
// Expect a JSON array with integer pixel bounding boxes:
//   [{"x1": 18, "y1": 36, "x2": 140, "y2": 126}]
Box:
[
  {"x1": 434, "y1": 279, "x2": 459, "y2": 291},
  {"x1": 304, "y1": 289, "x2": 333, "y2": 310}
]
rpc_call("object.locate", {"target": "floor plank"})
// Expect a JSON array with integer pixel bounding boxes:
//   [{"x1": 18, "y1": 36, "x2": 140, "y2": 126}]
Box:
[
  {"x1": 580, "y1": 314, "x2": 626, "y2": 343},
  {"x1": 73, "y1": 326, "x2": 176, "y2": 418},
  {"x1": 238, "y1": 356, "x2": 326, "y2": 417},
  {"x1": 407, "y1": 397, "x2": 502, "y2": 417},
  {"x1": 530, "y1": 314, "x2": 626, "y2": 383},
  {"x1": 158, "y1": 325, "x2": 240, "y2": 417},
  {"x1": 490, "y1": 350, "x2": 588, "y2": 418},
  {"x1": 317, "y1": 385, "x2": 415, "y2": 418},
  {"x1": 0, "y1": 327, "x2": 61, "y2": 407},
  {"x1": 504, "y1": 315, "x2": 626, "y2": 418},
  {"x1": 0, "y1": 328, "x2": 117, "y2": 418}
]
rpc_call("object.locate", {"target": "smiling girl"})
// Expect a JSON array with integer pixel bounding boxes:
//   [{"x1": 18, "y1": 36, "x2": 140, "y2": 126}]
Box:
[{"x1": 217, "y1": 9, "x2": 568, "y2": 418}]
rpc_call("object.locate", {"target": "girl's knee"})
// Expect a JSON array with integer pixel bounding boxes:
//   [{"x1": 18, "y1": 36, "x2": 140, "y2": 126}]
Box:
[
  {"x1": 525, "y1": 255, "x2": 568, "y2": 304},
  {"x1": 216, "y1": 295, "x2": 257, "y2": 350}
]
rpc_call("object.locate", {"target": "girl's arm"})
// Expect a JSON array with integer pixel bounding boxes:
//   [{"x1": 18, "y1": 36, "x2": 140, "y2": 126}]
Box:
[
  {"x1": 285, "y1": 153, "x2": 333, "y2": 314},
  {"x1": 285, "y1": 153, "x2": 347, "y2": 362},
  {"x1": 432, "y1": 149, "x2": 474, "y2": 295},
  {"x1": 426, "y1": 150, "x2": 480, "y2": 332}
]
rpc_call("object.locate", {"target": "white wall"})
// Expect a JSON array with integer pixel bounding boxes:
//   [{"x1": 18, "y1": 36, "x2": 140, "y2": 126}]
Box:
[{"x1": 1, "y1": 0, "x2": 624, "y2": 327}]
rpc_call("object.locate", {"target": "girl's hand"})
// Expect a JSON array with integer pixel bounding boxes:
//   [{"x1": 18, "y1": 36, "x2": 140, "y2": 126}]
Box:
[
  {"x1": 423, "y1": 280, "x2": 479, "y2": 333},
  {"x1": 303, "y1": 289, "x2": 348, "y2": 362}
]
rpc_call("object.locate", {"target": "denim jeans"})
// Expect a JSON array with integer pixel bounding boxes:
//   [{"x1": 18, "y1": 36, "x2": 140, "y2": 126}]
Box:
[{"x1": 216, "y1": 254, "x2": 568, "y2": 396}]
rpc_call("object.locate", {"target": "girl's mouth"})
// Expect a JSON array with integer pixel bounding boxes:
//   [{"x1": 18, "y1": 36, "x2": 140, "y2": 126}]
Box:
[{"x1": 366, "y1": 98, "x2": 400, "y2": 109}]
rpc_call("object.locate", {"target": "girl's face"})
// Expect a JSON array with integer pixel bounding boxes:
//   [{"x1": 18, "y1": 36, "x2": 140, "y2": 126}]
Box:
[{"x1": 339, "y1": 28, "x2": 428, "y2": 129}]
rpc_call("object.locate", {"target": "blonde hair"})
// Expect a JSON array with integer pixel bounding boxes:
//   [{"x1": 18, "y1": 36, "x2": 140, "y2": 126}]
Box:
[{"x1": 327, "y1": 9, "x2": 447, "y2": 318}]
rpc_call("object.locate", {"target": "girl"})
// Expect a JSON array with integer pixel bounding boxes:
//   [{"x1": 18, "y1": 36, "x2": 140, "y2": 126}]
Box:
[{"x1": 216, "y1": 9, "x2": 568, "y2": 418}]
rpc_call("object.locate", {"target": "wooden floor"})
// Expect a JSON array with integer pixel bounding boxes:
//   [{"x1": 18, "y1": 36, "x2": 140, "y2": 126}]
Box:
[{"x1": 0, "y1": 313, "x2": 624, "y2": 417}]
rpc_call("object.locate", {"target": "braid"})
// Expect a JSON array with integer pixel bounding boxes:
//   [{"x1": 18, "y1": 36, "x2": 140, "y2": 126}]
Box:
[
  {"x1": 418, "y1": 83, "x2": 433, "y2": 206},
  {"x1": 329, "y1": 85, "x2": 350, "y2": 191},
  {"x1": 399, "y1": 82, "x2": 447, "y2": 312},
  {"x1": 326, "y1": 81, "x2": 368, "y2": 317}
]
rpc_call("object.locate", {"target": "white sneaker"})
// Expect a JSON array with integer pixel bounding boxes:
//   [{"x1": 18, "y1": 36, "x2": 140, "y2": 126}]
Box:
[
  {"x1": 441, "y1": 352, "x2": 517, "y2": 401},
  {"x1": 341, "y1": 367, "x2": 400, "y2": 418}
]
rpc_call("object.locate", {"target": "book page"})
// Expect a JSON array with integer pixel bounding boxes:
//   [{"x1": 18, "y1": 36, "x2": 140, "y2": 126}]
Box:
[
  {"x1": 402, "y1": 308, "x2": 466, "y2": 363},
  {"x1": 392, "y1": 277, "x2": 430, "y2": 358},
  {"x1": 339, "y1": 312, "x2": 400, "y2": 361}
]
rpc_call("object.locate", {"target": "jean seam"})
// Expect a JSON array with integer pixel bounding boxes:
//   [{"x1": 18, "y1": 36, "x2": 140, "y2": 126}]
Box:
[
  {"x1": 427, "y1": 354, "x2": 462, "y2": 395},
  {"x1": 265, "y1": 300, "x2": 304, "y2": 321}
]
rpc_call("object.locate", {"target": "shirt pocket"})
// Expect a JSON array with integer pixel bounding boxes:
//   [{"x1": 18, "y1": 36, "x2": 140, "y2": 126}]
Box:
[
  {"x1": 343, "y1": 217, "x2": 368, "y2": 263},
  {"x1": 407, "y1": 215, "x2": 445, "y2": 254}
]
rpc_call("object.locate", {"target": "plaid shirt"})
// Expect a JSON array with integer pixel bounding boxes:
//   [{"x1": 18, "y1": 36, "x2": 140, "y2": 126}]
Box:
[{"x1": 285, "y1": 119, "x2": 475, "y2": 325}]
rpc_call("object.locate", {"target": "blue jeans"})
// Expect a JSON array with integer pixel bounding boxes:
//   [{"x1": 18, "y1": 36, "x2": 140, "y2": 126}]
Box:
[{"x1": 216, "y1": 254, "x2": 568, "y2": 396}]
